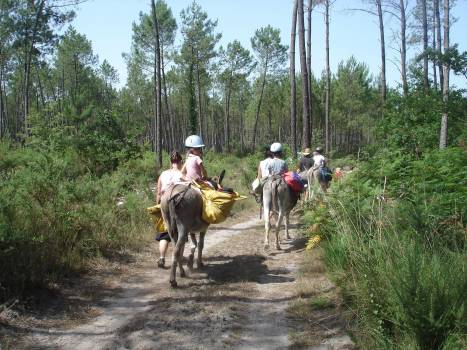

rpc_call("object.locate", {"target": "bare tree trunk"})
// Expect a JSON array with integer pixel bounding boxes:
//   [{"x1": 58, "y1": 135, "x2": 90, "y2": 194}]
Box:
[
  {"x1": 23, "y1": 0, "x2": 46, "y2": 136},
  {"x1": 400, "y1": 0, "x2": 408, "y2": 96},
  {"x1": 195, "y1": 59, "x2": 204, "y2": 139},
  {"x1": 35, "y1": 63, "x2": 45, "y2": 110},
  {"x1": 432, "y1": 9, "x2": 438, "y2": 90},
  {"x1": 224, "y1": 73, "x2": 233, "y2": 152},
  {"x1": 307, "y1": 0, "x2": 313, "y2": 142},
  {"x1": 239, "y1": 94, "x2": 245, "y2": 153},
  {"x1": 298, "y1": 0, "x2": 311, "y2": 148},
  {"x1": 421, "y1": 0, "x2": 429, "y2": 90},
  {"x1": 325, "y1": 0, "x2": 331, "y2": 153},
  {"x1": 267, "y1": 110, "x2": 272, "y2": 137},
  {"x1": 439, "y1": 0, "x2": 449, "y2": 149},
  {"x1": 434, "y1": 0, "x2": 443, "y2": 92},
  {"x1": 376, "y1": 0, "x2": 387, "y2": 102},
  {"x1": 0, "y1": 67, "x2": 4, "y2": 138},
  {"x1": 252, "y1": 65, "x2": 267, "y2": 150},
  {"x1": 151, "y1": 0, "x2": 162, "y2": 168},
  {"x1": 290, "y1": 0, "x2": 298, "y2": 156},
  {"x1": 161, "y1": 46, "x2": 174, "y2": 152}
]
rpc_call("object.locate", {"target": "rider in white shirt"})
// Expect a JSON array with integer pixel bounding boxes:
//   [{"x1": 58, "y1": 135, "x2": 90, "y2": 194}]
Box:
[
  {"x1": 257, "y1": 147, "x2": 273, "y2": 179},
  {"x1": 312, "y1": 147, "x2": 326, "y2": 170}
]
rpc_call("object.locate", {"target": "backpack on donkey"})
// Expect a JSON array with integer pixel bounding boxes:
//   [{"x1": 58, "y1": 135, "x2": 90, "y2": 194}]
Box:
[{"x1": 319, "y1": 166, "x2": 333, "y2": 182}]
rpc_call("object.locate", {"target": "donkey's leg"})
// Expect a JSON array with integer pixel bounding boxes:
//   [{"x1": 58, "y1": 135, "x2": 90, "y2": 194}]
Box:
[
  {"x1": 275, "y1": 209, "x2": 284, "y2": 250},
  {"x1": 188, "y1": 233, "x2": 197, "y2": 270},
  {"x1": 170, "y1": 229, "x2": 185, "y2": 288},
  {"x1": 197, "y1": 231, "x2": 205, "y2": 269},
  {"x1": 306, "y1": 171, "x2": 313, "y2": 201},
  {"x1": 178, "y1": 241, "x2": 186, "y2": 278},
  {"x1": 320, "y1": 180, "x2": 328, "y2": 193},
  {"x1": 285, "y1": 212, "x2": 291, "y2": 239},
  {"x1": 263, "y1": 201, "x2": 271, "y2": 249}
]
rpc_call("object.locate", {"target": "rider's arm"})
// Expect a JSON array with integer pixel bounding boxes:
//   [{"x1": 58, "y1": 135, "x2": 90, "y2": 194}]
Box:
[
  {"x1": 200, "y1": 162, "x2": 208, "y2": 179},
  {"x1": 257, "y1": 164, "x2": 262, "y2": 179},
  {"x1": 156, "y1": 177, "x2": 162, "y2": 204}
]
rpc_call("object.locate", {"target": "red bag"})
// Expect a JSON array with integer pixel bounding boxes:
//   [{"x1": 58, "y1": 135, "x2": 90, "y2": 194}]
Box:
[{"x1": 283, "y1": 171, "x2": 304, "y2": 193}]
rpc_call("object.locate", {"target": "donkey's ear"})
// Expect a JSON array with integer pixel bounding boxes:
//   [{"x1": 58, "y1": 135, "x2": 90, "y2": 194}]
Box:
[{"x1": 218, "y1": 169, "x2": 226, "y2": 184}]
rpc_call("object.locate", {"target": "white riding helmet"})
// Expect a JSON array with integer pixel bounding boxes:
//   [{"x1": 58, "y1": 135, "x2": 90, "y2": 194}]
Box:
[
  {"x1": 270, "y1": 142, "x2": 283, "y2": 153},
  {"x1": 185, "y1": 135, "x2": 205, "y2": 148}
]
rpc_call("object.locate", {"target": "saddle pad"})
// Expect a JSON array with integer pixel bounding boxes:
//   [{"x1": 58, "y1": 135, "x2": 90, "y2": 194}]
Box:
[
  {"x1": 192, "y1": 181, "x2": 246, "y2": 224},
  {"x1": 146, "y1": 204, "x2": 167, "y2": 233}
]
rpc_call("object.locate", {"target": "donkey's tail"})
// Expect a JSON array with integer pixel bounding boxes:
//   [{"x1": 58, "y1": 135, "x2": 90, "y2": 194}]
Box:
[
  {"x1": 167, "y1": 197, "x2": 178, "y2": 243},
  {"x1": 271, "y1": 176, "x2": 282, "y2": 214}
]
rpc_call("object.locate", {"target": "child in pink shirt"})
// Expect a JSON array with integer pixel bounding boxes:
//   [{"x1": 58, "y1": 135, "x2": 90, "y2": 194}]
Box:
[{"x1": 182, "y1": 139, "x2": 207, "y2": 181}]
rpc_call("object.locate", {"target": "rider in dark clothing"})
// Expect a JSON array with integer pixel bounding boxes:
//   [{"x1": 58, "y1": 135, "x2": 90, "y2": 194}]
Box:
[{"x1": 298, "y1": 148, "x2": 313, "y2": 172}]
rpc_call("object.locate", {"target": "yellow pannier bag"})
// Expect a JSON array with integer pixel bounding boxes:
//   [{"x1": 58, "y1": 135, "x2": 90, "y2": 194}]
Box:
[
  {"x1": 146, "y1": 204, "x2": 167, "y2": 233},
  {"x1": 193, "y1": 181, "x2": 246, "y2": 224}
]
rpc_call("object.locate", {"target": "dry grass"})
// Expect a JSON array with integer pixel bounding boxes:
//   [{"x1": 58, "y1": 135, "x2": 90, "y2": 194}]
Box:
[{"x1": 287, "y1": 247, "x2": 352, "y2": 349}]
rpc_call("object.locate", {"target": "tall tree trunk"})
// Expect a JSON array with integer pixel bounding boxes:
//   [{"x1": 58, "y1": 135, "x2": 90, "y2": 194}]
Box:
[
  {"x1": 161, "y1": 47, "x2": 175, "y2": 152},
  {"x1": 400, "y1": 0, "x2": 408, "y2": 96},
  {"x1": 223, "y1": 73, "x2": 233, "y2": 152},
  {"x1": 151, "y1": 0, "x2": 162, "y2": 168},
  {"x1": 307, "y1": 0, "x2": 313, "y2": 142},
  {"x1": 267, "y1": 110, "x2": 272, "y2": 137},
  {"x1": 23, "y1": 0, "x2": 46, "y2": 135},
  {"x1": 188, "y1": 57, "x2": 197, "y2": 135},
  {"x1": 325, "y1": 0, "x2": 331, "y2": 153},
  {"x1": 239, "y1": 94, "x2": 245, "y2": 153},
  {"x1": 290, "y1": 0, "x2": 298, "y2": 156},
  {"x1": 0, "y1": 66, "x2": 4, "y2": 138},
  {"x1": 298, "y1": 0, "x2": 311, "y2": 148},
  {"x1": 439, "y1": 0, "x2": 449, "y2": 149},
  {"x1": 2, "y1": 77, "x2": 8, "y2": 136},
  {"x1": 195, "y1": 58, "x2": 203, "y2": 139},
  {"x1": 60, "y1": 67, "x2": 65, "y2": 113},
  {"x1": 35, "y1": 63, "x2": 45, "y2": 110},
  {"x1": 432, "y1": 9, "x2": 438, "y2": 91},
  {"x1": 421, "y1": 0, "x2": 429, "y2": 90},
  {"x1": 252, "y1": 65, "x2": 268, "y2": 150},
  {"x1": 434, "y1": 0, "x2": 443, "y2": 92},
  {"x1": 376, "y1": 0, "x2": 387, "y2": 102}
]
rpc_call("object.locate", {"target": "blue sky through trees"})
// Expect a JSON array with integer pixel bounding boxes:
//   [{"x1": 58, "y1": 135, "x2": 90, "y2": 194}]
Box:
[{"x1": 70, "y1": 0, "x2": 467, "y2": 90}]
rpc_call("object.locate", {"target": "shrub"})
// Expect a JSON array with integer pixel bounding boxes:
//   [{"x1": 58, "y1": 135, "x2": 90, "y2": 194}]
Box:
[
  {"x1": 0, "y1": 143, "x2": 154, "y2": 298},
  {"x1": 307, "y1": 147, "x2": 466, "y2": 349}
]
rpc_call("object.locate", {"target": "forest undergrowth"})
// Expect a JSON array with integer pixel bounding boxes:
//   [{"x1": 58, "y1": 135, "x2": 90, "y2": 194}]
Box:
[
  {"x1": 302, "y1": 147, "x2": 466, "y2": 350},
  {"x1": 0, "y1": 141, "x2": 259, "y2": 302}
]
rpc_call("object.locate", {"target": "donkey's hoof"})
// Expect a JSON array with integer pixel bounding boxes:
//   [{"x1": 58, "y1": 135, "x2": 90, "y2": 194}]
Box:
[
  {"x1": 170, "y1": 280, "x2": 178, "y2": 288},
  {"x1": 197, "y1": 262, "x2": 204, "y2": 269},
  {"x1": 276, "y1": 244, "x2": 282, "y2": 250},
  {"x1": 264, "y1": 244, "x2": 270, "y2": 250},
  {"x1": 286, "y1": 235, "x2": 291, "y2": 240},
  {"x1": 180, "y1": 269, "x2": 186, "y2": 278}
]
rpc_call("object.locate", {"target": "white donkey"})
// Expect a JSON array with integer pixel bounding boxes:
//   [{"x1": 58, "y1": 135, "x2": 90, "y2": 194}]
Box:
[
  {"x1": 304, "y1": 168, "x2": 330, "y2": 201},
  {"x1": 262, "y1": 175, "x2": 297, "y2": 250}
]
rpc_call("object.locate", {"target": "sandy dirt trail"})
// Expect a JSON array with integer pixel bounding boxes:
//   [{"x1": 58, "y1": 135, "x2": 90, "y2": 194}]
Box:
[{"x1": 5, "y1": 214, "x2": 353, "y2": 350}]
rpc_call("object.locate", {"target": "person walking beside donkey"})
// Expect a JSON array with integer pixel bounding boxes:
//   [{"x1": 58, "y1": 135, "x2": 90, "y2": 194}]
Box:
[{"x1": 154, "y1": 150, "x2": 184, "y2": 268}]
